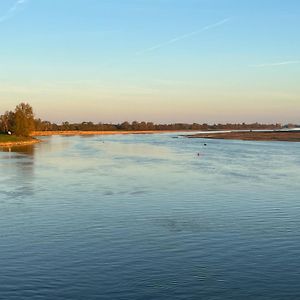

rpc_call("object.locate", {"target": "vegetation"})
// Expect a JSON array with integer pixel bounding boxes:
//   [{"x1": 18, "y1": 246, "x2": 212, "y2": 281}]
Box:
[
  {"x1": 0, "y1": 134, "x2": 32, "y2": 143},
  {"x1": 34, "y1": 120, "x2": 282, "y2": 132},
  {"x1": 0, "y1": 102, "x2": 35, "y2": 137}
]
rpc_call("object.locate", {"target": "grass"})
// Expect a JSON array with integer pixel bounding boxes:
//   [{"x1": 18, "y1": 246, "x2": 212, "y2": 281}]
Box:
[{"x1": 0, "y1": 134, "x2": 33, "y2": 143}]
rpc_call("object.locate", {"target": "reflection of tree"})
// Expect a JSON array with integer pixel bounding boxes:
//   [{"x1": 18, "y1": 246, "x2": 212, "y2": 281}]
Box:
[
  {"x1": 4, "y1": 144, "x2": 35, "y2": 156},
  {"x1": 1, "y1": 145, "x2": 35, "y2": 200}
]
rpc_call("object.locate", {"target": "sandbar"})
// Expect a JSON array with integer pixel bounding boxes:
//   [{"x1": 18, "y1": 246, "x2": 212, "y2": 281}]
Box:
[{"x1": 186, "y1": 131, "x2": 300, "y2": 142}]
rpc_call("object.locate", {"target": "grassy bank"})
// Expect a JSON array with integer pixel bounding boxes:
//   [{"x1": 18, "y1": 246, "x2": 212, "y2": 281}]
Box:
[
  {"x1": 0, "y1": 134, "x2": 30, "y2": 142},
  {"x1": 0, "y1": 134, "x2": 40, "y2": 147}
]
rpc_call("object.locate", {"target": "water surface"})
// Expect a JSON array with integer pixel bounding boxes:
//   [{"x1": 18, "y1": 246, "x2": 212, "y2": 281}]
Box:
[{"x1": 1, "y1": 134, "x2": 300, "y2": 299}]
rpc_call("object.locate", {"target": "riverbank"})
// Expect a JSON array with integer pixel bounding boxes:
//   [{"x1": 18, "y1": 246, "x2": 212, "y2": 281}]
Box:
[
  {"x1": 0, "y1": 135, "x2": 41, "y2": 147},
  {"x1": 31, "y1": 130, "x2": 194, "y2": 136},
  {"x1": 186, "y1": 131, "x2": 300, "y2": 142}
]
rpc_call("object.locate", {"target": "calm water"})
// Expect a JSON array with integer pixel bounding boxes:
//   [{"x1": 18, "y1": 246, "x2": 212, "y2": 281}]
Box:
[{"x1": 1, "y1": 134, "x2": 300, "y2": 299}]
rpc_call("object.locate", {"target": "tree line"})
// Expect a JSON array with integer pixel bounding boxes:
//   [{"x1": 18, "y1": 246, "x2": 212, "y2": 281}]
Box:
[
  {"x1": 1, "y1": 102, "x2": 283, "y2": 137},
  {"x1": 34, "y1": 120, "x2": 283, "y2": 132}
]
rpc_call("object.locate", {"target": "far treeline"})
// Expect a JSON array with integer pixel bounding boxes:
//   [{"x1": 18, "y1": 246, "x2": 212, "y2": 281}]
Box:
[{"x1": 0, "y1": 102, "x2": 286, "y2": 137}]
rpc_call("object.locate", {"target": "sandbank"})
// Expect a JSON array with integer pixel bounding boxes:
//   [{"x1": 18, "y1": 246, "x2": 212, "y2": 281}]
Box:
[{"x1": 186, "y1": 131, "x2": 300, "y2": 142}]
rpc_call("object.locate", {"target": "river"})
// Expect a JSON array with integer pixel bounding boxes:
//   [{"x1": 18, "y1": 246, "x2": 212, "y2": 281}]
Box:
[{"x1": 1, "y1": 133, "x2": 300, "y2": 299}]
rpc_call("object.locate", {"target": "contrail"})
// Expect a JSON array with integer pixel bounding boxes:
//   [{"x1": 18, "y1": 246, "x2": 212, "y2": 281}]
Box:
[
  {"x1": 136, "y1": 18, "x2": 230, "y2": 55},
  {"x1": 0, "y1": 0, "x2": 28, "y2": 23},
  {"x1": 251, "y1": 61, "x2": 300, "y2": 68}
]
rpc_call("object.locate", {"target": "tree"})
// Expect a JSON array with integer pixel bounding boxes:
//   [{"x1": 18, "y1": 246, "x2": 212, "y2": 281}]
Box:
[
  {"x1": 13, "y1": 103, "x2": 35, "y2": 136},
  {"x1": 120, "y1": 121, "x2": 131, "y2": 130},
  {"x1": 0, "y1": 111, "x2": 15, "y2": 133},
  {"x1": 131, "y1": 121, "x2": 139, "y2": 130}
]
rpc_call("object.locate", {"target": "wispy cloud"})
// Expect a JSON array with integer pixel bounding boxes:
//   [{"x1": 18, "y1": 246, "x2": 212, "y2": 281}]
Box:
[
  {"x1": 136, "y1": 18, "x2": 230, "y2": 55},
  {"x1": 0, "y1": 0, "x2": 29, "y2": 23},
  {"x1": 251, "y1": 61, "x2": 300, "y2": 68}
]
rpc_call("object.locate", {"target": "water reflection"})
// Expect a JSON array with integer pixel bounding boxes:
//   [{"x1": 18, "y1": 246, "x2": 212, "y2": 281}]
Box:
[
  {"x1": 0, "y1": 145, "x2": 35, "y2": 201},
  {"x1": 1, "y1": 144, "x2": 35, "y2": 156}
]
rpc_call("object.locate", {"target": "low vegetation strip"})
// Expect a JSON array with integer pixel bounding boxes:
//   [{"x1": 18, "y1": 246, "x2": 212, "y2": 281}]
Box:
[
  {"x1": 31, "y1": 130, "x2": 192, "y2": 136},
  {"x1": 0, "y1": 135, "x2": 40, "y2": 147},
  {"x1": 186, "y1": 131, "x2": 300, "y2": 142}
]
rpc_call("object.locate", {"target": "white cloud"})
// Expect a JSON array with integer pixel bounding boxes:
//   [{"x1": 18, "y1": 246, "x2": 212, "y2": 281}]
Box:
[
  {"x1": 136, "y1": 18, "x2": 230, "y2": 55},
  {"x1": 251, "y1": 61, "x2": 300, "y2": 68}
]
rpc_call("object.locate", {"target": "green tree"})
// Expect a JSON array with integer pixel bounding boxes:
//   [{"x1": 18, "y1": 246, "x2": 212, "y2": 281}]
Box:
[
  {"x1": 13, "y1": 103, "x2": 35, "y2": 136},
  {"x1": 0, "y1": 111, "x2": 15, "y2": 133}
]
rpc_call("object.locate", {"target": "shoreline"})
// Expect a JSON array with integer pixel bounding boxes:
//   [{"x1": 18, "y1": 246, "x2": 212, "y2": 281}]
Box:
[
  {"x1": 31, "y1": 130, "x2": 196, "y2": 136},
  {"x1": 0, "y1": 138, "x2": 41, "y2": 148},
  {"x1": 186, "y1": 131, "x2": 300, "y2": 142}
]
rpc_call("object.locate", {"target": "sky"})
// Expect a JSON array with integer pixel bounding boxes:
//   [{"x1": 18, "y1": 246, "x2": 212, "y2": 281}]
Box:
[{"x1": 0, "y1": 0, "x2": 299, "y2": 124}]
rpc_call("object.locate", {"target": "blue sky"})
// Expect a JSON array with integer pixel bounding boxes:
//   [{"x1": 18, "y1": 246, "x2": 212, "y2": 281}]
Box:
[{"x1": 0, "y1": 0, "x2": 299, "y2": 123}]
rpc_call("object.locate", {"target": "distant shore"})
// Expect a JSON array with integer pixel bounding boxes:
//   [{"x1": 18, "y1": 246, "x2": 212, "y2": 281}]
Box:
[
  {"x1": 31, "y1": 130, "x2": 194, "y2": 136},
  {"x1": 2, "y1": 130, "x2": 299, "y2": 148},
  {"x1": 186, "y1": 131, "x2": 300, "y2": 142}
]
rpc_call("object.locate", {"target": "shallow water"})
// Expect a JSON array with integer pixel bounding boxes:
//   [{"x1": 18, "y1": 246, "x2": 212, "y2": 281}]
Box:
[{"x1": 1, "y1": 134, "x2": 300, "y2": 299}]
